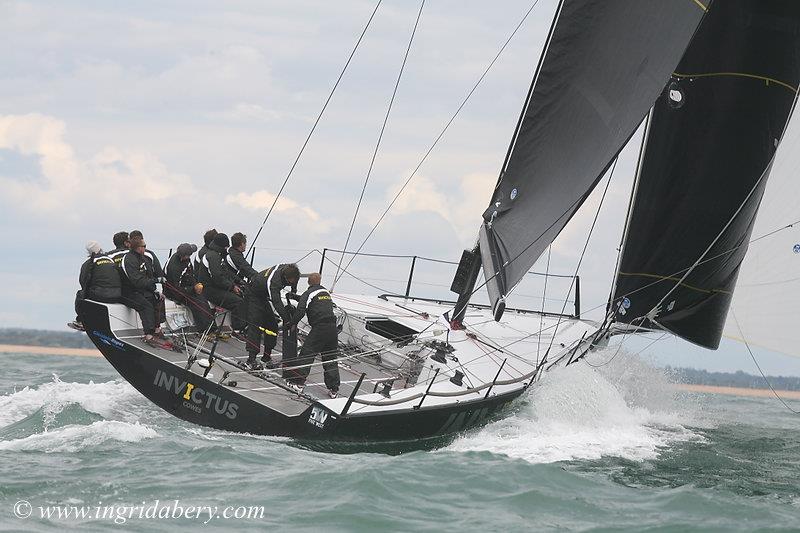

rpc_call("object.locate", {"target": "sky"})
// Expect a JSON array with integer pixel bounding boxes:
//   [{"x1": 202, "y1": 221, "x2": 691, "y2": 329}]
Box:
[{"x1": 2, "y1": 0, "x2": 799, "y2": 377}]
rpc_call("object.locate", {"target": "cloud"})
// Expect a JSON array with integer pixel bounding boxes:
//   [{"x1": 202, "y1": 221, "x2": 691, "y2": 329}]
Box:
[
  {"x1": 210, "y1": 103, "x2": 281, "y2": 123},
  {"x1": 0, "y1": 113, "x2": 194, "y2": 213},
  {"x1": 389, "y1": 172, "x2": 494, "y2": 245},
  {"x1": 225, "y1": 190, "x2": 327, "y2": 232}
]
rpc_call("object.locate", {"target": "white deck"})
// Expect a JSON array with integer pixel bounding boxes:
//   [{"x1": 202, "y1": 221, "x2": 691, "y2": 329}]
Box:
[{"x1": 99, "y1": 292, "x2": 600, "y2": 418}]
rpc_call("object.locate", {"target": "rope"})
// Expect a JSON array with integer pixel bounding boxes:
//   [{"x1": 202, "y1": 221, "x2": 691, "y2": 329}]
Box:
[
  {"x1": 539, "y1": 157, "x2": 617, "y2": 360},
  {"x1": 332, "y1": 0, "x2": 425, "y2": 289},
  {"x1": 339, "y1": 0, "x2": 543, "y2": 276},
  {"x1": 248, "y1": 0, "x2": 383, "y2": 251},
  {"x1": 731, "y1": 311, "x2": 800, "y2": 415}
]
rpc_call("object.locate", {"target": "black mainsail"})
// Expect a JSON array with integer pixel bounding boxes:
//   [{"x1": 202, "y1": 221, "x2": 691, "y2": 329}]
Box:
[
  {"x1": 611, "y1": 0, "x2": 800, "y2": 349},
  {"x1": 478, "y1": 0, "x2": 708, "y2": 320}
]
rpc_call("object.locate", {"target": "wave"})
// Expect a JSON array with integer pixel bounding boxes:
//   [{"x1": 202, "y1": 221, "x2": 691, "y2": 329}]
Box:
[
  {"x1": 0, "y1": 420, "x2": 156, "y2": 452},
  {"x1": 448, "y1": 349, "x2": 705, "y2": 463},
  {"x1": 0, "y1": 375, "x2": 148, "y2": 429}
]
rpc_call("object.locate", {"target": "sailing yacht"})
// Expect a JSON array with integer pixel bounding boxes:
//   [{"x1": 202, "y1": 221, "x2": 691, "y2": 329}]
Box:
[{"x1": 80, "y1": 0, "x2": 800, "y2": 443}]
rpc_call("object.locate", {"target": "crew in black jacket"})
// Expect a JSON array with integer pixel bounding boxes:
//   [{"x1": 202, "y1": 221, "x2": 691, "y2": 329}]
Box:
[
  {"x1": 129, "y1": 230, "x2": 163, "y2": 277},
  {"x1": 120, "y1": 237, "x2": 169, "y2": 347},
  {"x1": 165, "y1": 243, "x2": 214, "y2": 332},
  {"x1": 229, "y1": 232, "x2": 258, "y2": 282},
  {"x1": 284, "y1": 272, "x2": 340, "y2": 396},
  {"x1": 107, "y1": 231, "x2": 130, "y2": 266},
  {"x1": 244, "y1": 263, "x2": 300, "y2": 369},
  {"x1": 195, "y1": 228, "x2": 217, "y2": 273},
  {"x1": 70, "y1": 240, "x2": 122, "y2": 330},
  {"x1": 196, "y1": 233, "x2": 246, "y2": 332}
]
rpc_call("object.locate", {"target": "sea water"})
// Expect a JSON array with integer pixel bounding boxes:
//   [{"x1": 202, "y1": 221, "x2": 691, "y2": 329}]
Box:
[{"x1": 1, "y1": 350, "x2": 798, "y2": 531}]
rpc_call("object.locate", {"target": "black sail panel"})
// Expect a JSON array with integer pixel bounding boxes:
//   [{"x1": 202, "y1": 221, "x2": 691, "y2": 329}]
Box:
[
  {"x1": 612, "y1": 0, "x2": 800, "y2": 349},
  {"x1": 481, "y1": 0, "x2": 707, "y2": 316}
]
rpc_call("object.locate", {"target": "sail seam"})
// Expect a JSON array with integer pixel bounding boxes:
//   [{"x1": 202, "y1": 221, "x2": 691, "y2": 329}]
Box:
[
  {"x1": 617, "y1": 271, "x2": 731, "y2": 295},
  {"x1": 673, "y1": 71, "x2": 798, "y2": 93}
]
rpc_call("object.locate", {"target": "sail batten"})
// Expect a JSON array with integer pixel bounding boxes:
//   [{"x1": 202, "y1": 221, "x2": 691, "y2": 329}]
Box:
[
  {"x1": 611, "y1": 0, "x2": 800, "y2": 350},
  {"x1": 478, "y1": 0, "x2": 708, "y2": 319}
]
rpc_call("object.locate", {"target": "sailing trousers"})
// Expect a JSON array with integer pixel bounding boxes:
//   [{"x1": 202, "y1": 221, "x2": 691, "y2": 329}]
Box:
[
  {"x1": 289, "y1": 324, "x2": 340, "y2": 390},
  {"x1": 244, "y1": 292, "x2": 279, "y2": 356},
  {"x1": 121, "y1": 290, "x2": 159, "y2": 334},
  {"x1": 75, "y1": 290, "x2": 120, "y2": 321},
  {"x1": 204, "y1": 285, "x2": 246, "y2": 331}
]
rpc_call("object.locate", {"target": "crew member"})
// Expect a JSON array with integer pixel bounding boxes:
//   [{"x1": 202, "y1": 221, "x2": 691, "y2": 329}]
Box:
[
  {"x1": 285, "y1": 272, "x2": 340, "y2": 397},
  {"x1": 196, "y1": 233, "x2": 246, "y2": 333},
  {"x1": 120, "y1": 237, "x2": 170, "y2": 348},
  {"x1": 165, "y1": 243, "x2": 214, "y2": 332},
  {"x1": 130, "y1": 230, "x2": 163, "y2": 277},
  {"x1": 108, "y1": 231, "x2": 130, "y2": 266},
  {"x1": 229, "y1": 232, "x2": 258, "y2": 282},
  {"x1": 195, "y1": 228, "x2": 218, "y2": 272},
  {"x1": 67, "y1": 241, "x2": 121, "y2": 331},
  {"x1": 243, "y1": 263, "x2": 300, "y2": 370}
]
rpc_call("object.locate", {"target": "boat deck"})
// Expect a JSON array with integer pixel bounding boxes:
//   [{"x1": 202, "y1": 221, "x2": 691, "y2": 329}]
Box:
[{"x1": 122, "y1": 331, "x2": 404, "y2": 418}]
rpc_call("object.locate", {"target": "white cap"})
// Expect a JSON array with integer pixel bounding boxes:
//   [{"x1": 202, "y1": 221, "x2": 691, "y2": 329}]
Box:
[{"x1": 86, "y1": 240, "x2": 102, "y2": 254}]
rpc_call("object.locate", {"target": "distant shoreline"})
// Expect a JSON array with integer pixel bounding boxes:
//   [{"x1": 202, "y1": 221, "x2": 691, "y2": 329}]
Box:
[
  {"x1": 0, "y1": 343, "x2": 100, "y2": 357},
  {"x1": 1, "y1": 344, "x2": 798, "y2": 400},
  {"x1": 674, "y1": 383, "x2": 800, "y2": 400}
]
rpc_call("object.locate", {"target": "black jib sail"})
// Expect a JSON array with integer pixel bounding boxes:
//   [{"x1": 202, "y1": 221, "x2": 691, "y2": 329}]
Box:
[
  {"x1": 611, "y1": 0, "x2": 800, "y2": 349},
  {"x1": 479, "y1": 0, "x2": 708, "y2": 320}
]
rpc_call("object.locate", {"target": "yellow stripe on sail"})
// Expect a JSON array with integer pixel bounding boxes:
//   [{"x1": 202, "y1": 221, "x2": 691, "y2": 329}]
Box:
[
  {"x1": 617, "y1": 271, "x2": 731, "y2": 295},
  {"x1": 673, "y1": 71, "x2": 798, "y2": 93}
]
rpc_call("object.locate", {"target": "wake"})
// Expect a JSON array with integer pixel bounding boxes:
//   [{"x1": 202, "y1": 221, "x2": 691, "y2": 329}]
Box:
[{"x1": 448, "y1": 349, "x2": 705, "y2": 463}]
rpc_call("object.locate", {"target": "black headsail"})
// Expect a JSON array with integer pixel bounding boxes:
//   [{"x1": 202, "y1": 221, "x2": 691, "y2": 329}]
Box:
[
  {"x1": 611, "y1": 0, "x2": 800, "y2": 349},
  {"x1": 479, "y1": 0, "x2": 708, "y2": 320}
]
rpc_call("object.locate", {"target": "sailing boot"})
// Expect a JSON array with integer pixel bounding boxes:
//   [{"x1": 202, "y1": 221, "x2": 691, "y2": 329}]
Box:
[
  {"x1": 245, "y1": 354, "x2": 264, "y2": 371},
  {"x1": 260, "y1": 351, "x2": 276, "y2": 370}
]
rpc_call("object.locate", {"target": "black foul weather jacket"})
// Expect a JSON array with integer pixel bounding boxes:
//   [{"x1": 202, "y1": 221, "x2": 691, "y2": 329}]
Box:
[
  {"x1": 165, "y1": 252, "x2": 199, "y2": 299},
  {"x1": 120, "y1": 249, "x2": 157, "y2": 294},
  {"x1": 229, "y1": 247, "x2": 258, "y2": 282},
  {"x1": 107, "y1": 246, "x2": 129, "y2": 267},
  {"x1": 292, "y1": 284, "x2": 336, "y2": 328},
  {"x1": 197, "y1": 242, "x2": 238, "y2": 291},
  {"x1": 80, "y1": 253, "x2": 123, "y2": 300},
  {"x1": 248, "y1": 265, "x2": 297, "y2": 322}
]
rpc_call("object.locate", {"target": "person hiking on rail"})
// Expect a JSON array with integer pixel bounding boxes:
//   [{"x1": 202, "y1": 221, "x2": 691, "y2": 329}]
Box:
[
  {"x1": 196, "y1": 233, "x2": 247, "y2": 334},
  {"x1": 165, "y1": 242, "x2": 215, "y2": 333},
  {"x1": 229, "y1": 232, "x2": 258, "y2": 283},
  {"x1": 70, "y1": 240, "x2": 122, "y2": 331},
  {"x1": 120, "y1": 236, "x2": 171, "y2": 349}
]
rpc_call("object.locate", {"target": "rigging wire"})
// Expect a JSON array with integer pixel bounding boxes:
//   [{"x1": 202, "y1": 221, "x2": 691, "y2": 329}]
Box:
[
  {"x1": 731, "y1": 311, "x2": 800, "y2": 415},
  {"x1": 332, "y1": 0, "x2": 426, "y2": 290},
  {"x1": 605, "y1": 110, "x2": 651, "y2": 317},
  {"x1": 338, "y1": 0, "x2": 543, "y2": 276},
  {"x1": 537, "y1": 244, "x2": 551, "y2": 363},
  {"x1": 540, "y1": 157, "x2": 617, "y2": 359},
  {"x1": 247, "y1": 0, "x2": 383, "y2": 253}
]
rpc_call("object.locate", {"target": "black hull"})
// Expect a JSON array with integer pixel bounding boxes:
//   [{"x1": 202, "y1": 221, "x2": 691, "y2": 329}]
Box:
[{"x1": 80, "y1": 300, "x2": 524, "y2": 443}]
